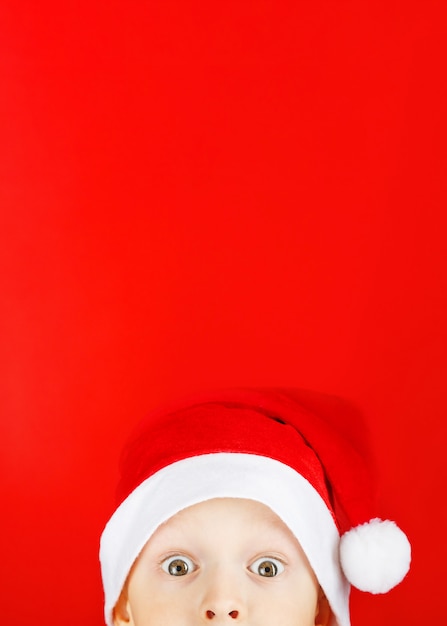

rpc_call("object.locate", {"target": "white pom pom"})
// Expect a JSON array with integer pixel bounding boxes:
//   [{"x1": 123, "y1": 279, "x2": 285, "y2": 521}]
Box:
[{"x1": 340, "y1": 518, "x2": 411, "y2": 594}]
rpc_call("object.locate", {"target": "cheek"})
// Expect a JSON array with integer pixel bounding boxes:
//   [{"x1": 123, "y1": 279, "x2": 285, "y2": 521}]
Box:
[
  {"x1": 127, "y1": 576, "x2": 193, "y2": 626},
  {"x1": 275, "y1": 595, "x2": 318, "y2": 626},
  {"x1": 129, "y1": 596, "x2": 186, "y2": 626},
  {"x1": 254, "y1": 574, "x2": 319, "y2": 625}
]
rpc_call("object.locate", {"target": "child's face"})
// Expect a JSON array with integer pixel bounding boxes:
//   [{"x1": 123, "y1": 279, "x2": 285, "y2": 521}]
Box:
[{"x1": 113, "y1": 498, "x2": 331, "y2": 626}]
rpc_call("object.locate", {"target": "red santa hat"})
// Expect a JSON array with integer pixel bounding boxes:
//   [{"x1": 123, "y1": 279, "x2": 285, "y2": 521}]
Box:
[{"x1": 100, "y1": 389, "x2": 411, "y2": 626}]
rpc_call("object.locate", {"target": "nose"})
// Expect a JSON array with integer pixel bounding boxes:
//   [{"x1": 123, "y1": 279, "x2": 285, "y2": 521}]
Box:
[
  {"x1": 206, "y1": 610, "x2": 239, "y2": 620},
  {"x1": 200, "y1": 566, "x2": 244, "y2": 622}
]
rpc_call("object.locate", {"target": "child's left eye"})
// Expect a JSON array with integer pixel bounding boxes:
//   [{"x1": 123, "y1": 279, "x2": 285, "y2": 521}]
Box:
[
  {"x1": 248, "y1": 557, "x2": 284, "y2": 577},
  {"x1": 161, "y1": 555, "x2": 196, "y2": 576}
]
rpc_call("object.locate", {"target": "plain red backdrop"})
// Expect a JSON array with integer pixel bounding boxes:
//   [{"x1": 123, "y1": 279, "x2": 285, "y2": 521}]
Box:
[{"x1": 0, "y1": 2, "x2": 446, "y2": 625}]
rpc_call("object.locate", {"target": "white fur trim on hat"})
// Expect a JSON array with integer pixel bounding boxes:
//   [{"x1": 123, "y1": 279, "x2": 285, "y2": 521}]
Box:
[{"x1": 100, "y1": 453, "x2": 350, "y2": 626}]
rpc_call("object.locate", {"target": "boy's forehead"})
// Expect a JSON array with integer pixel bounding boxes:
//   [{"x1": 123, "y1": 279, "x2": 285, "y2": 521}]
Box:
[
  {"x1": 153, "y1": 497, "x2": 296, "y2": 538},
  {"x1": 168, "y1": 497, "x2": 279, "y2": 518}
]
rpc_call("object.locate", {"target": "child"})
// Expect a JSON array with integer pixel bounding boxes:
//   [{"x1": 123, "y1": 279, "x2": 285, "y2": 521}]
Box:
[{"x1": 100, "y1": 388, "x2": 411, "y2": 626}]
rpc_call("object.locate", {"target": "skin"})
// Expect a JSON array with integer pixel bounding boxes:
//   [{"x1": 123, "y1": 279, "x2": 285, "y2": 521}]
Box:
[{"x1": 113, "y1": 498, "x2": 332, "y2": 626}]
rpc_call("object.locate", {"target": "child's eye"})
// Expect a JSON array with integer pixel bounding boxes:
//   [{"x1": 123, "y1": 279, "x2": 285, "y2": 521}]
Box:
[
  {"x1": 248, "y1": 557, "x2": 284, "y2": 577},
  {"x1": 161, "y1": 555, "x2": 196, "y2": 576}
]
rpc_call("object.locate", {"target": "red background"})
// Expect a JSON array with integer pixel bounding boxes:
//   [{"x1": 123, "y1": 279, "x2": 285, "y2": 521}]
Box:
[{"x1": 1, "y1": 2, "x2": 446, "y2": 625}]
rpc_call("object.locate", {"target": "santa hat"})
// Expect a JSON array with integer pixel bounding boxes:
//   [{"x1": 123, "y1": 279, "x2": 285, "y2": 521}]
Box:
[{"x1": 99, "y1": 389, "x2": 411, "y2": 626}]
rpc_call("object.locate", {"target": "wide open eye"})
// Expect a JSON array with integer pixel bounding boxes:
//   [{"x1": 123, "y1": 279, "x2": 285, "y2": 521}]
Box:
[
  {"x1": 161, "y1": 555, "x2": 196, "y2": 576},
  {"x1": 248, "y1": 557, "x2": 284, "y2": 577}
]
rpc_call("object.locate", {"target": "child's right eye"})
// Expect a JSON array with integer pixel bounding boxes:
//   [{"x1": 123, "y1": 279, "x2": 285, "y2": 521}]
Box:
[{"x1": 161, "y1": 555, "x2": 195, "y2": 576}]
